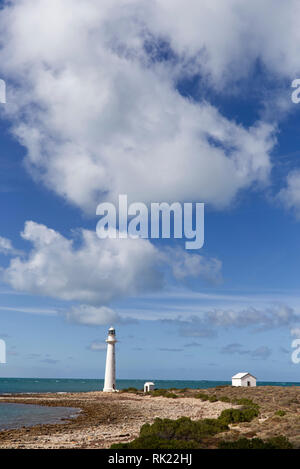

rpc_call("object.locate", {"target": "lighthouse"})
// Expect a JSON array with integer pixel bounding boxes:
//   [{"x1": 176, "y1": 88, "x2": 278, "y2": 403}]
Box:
[{"x1": 103, "y1": 327, "x2": 117, "y2": 392}]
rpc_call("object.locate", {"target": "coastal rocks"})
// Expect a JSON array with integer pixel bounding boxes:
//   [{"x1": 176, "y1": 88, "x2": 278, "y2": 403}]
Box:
[{"x1": 0, "y1": 392, "x2": 236, "y2": 448}]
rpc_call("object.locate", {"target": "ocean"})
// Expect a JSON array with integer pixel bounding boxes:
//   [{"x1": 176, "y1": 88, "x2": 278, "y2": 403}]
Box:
[
  {"x1": 0, "y1": 378, "x2": 299, "y2": 431},
  {"x1": 0, "y1": 377, "x2": 299, "y2": 394}
]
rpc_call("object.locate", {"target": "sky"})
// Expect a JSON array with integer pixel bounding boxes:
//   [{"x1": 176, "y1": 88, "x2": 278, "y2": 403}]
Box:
[{"x1": 0, "y1": 0, "x2": 300, "y2": 382}]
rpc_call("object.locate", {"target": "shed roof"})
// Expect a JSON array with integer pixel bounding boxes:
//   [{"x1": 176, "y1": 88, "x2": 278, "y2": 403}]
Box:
[{"x1": 232, "y1": 372, "x2": 256, "y2": 379}]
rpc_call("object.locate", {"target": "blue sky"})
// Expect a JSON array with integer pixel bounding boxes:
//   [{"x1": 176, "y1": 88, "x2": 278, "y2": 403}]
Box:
[{"x1": 0, "y1": 1, "x2": 300, "y2": 382}]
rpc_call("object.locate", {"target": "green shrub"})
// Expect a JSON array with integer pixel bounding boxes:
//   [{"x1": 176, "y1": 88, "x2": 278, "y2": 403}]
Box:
[
  {"x1": 219, "y1": 396, "x2": 231, "y2": 403},
  {"x1": 218, "y1": 406, "x2": 259, "y2": 425},
  {"x1": 195, "y1": 392, "x2": 209, "y2": 401},
  {"x1": 233, "y1": 398, "x2": 259, "y2": 408},
  {"x1": 111, "y1": 416, "x2": 229, "y2": 449},
  {"x1": 195, "y1": 393, "x2": 218, "y2": 402},
  {"x1": 208, "y1": 395, "x2": 218, "y2": 402},
  {"x1": 120, "y1": 387, "x2": 139, "y2": 393},
  {"x1": 266, "y1": 436, "x2": 293, "y2": 449},
  {"x1": 140, "y1": 417, "x2": 228, "y2": 441},
  {"x1": 110, "y1": 400, "x2": 260, "y2": 450},
  {"x1": 218, "y1": 436, "x2": 293, "y2": 449},
  {"x1": 111, "y1": 436, "x2": 200, "y2": 449},
  {"x1": 275, "y1": 410, "x2": 286, "y2": 417},
  {"x1": 150, "y1": 389, "x2": 178, "y2": 398}
]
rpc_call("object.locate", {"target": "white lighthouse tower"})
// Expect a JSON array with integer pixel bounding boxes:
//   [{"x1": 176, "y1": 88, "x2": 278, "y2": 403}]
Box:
[{"x1": 103, "y1": 327, "x2": 117, "y2": 392}]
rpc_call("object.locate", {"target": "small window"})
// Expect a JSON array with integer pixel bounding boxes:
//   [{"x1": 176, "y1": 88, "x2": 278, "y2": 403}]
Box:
[{"x1": 247, "y1": 381, "x2": 250, "y2": 386}]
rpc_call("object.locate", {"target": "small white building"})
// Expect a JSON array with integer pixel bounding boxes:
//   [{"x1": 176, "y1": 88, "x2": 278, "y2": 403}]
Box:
[
  {"x1": 232, "y1": 372, "x2": 256, "y2": 387},
  {"x1": 144, "y1": 382, "x2": 155, "y2": 393}
]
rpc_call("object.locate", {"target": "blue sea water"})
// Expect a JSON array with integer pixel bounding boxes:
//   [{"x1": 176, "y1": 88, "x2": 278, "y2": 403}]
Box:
[{"x1": 0, "y1": 377, "x2": 299, "y2": 394}]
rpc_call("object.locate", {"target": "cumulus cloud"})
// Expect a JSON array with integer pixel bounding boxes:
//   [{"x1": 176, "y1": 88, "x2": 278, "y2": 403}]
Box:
[
  {"x1": 0, "y1": 0, "x2": 278, "y2": 214},
  {"x1": 278, "y1": 170, "x2": 300, "y2": 218},
  {"x1": 167, "y1": 248, "x2": 222, "y2": 284},
  {"x1": 1, "y1": 222, "x2": 221, "y2": 325},
  {"x1": 147, "y1": 0, "x2": 300, "y2": 85},
  {"x1": 0, "y1": 236, "x2": 21, "y2": 256},
  {"x1": 3, "y1": 221, "x2": 163, "y2": 305},
  {"x1": 66, "y1": 306, "x2": 120, "y2": 326},
  {"x1": 222, "y1": 343, "x2": 271, "y2": 360},
  {"x1": 163, "y1": 304, "x2": 299, "y2": 338},
  {"x1": 162, "y1": 316, "x2": 216, "y2": 338},
  {"x1": 251, "y1": 346, "x2": 272, "y2": 360},
  {"x1": 207, "y1": 305, "x2": 298, "y2": 330}
]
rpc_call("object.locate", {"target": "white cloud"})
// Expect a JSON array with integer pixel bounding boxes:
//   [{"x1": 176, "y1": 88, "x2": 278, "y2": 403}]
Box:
[
  {"x1": 67, "y1": 305, "x2": 119, "y2": 326},
  {"x1": 0, "y1": 305, "x2": 57, "y2": 315},
  {"x1": 0, "y1": 236, "x2": 21, "y2": 256},
  {"x1": 167, "y1": 248, "x2": 222, "y2": 283},
  {"x1": 3, "y1": 221, "x2": 163, "y2": 305},
  {"x1": 278, "y1": 170, "x2": 300, "y2": 218},
  {"x1": 163, "y1": 304, "x2": 299, "y2": 337},
  {"x1": 221, "y1": 343, "x2": 271, "y2": 359},
  {"x1": 2, "y1": 222, "x2": 221, "y2": 322},
  {"x1": 147, "y1": 0, "x2": 300, "y2": 85},
  {"x1": 207, "y1": 305, "x2": 298, "y2": 329},
  {"x1": 0, "y1": 0, "x2": 278, "y2": 214}
]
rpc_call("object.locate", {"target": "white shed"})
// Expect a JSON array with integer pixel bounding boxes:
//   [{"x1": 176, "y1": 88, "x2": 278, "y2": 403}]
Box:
[
  {"x1": 232, "y1": 372, "x2": 256, "y2": 387},
  {"x1": 144, "y1": 382, "x2": 155, "y2": 393}
]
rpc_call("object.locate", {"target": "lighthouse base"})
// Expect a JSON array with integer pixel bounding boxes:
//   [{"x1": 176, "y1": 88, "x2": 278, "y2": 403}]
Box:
[{"x1": 103, "y1": 388, "x2": 118, "y2": 393}]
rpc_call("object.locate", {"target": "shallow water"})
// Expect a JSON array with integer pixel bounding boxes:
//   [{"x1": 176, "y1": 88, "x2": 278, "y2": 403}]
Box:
[{"x1": 0, "y1": 402, "x2": 80, "y2": 430}]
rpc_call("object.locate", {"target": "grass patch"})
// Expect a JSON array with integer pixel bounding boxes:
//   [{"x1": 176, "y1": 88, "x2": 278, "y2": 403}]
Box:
[{"x1": 275, "y1": 410, "x2": 286, "y2": 417}]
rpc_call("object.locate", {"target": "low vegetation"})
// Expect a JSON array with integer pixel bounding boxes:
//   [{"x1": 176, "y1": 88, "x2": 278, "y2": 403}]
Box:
[
  {"x1": 120, "y1": 387, "x2": 140, "y2": 393},
  {"x1": 195, "y1": 393, "x2": 218, "y2": 402},
  {"x1": 116, "y1": 386, "x2": 300, "y2": 448},
  {"x1": 275, "y1": 410, "x2": 286, "y2": 417},
  {"x1": 149, "y1": 389, "x2": 178, "y2": 398},
  {"x1": 111, "y1": 416, "x2": 228, "y2": 449},
  {"x1": 120, "y1": 387, "x2": 178, "y2": 398},
  {"x1": 111, "y1": 400, "x2": 261, "y2": 449},
  {"x1": 218, "y1": 436, "x2": 293, "y2": 449}
]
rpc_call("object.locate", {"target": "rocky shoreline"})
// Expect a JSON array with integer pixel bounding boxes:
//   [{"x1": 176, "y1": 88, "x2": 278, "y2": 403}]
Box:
[
  {"x1": 0, "y1": 386, "x2": 299, "y2": 449},
  {"x1": 0, "y1": 391, "x2": 234, "y2": 449}
]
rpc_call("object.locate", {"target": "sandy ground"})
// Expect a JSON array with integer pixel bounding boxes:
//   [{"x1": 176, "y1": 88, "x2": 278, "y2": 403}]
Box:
[{"x1": 0, "y1": 392, "x2": 235, "y2": 449}]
